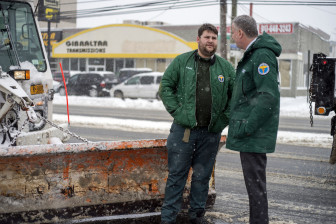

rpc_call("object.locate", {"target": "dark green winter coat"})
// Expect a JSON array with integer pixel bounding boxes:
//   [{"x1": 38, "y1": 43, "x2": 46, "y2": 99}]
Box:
[
  {"x1": 159, "y1": 50, "x2": 235, "y2": 133},
  {"x1": 226, "y1": 32, "x2": 282, "y2": 153}
]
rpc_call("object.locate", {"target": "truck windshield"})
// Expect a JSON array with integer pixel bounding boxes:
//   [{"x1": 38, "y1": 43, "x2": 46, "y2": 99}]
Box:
[{"x1": 0, "y1": 1, "x2": 46, "y2": 72}]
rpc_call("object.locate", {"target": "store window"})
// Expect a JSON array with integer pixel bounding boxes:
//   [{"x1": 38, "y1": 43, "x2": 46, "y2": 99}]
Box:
[
  {"x1": 157, "y1": 58, "x2": 166, "y2": 72},
  {"x1": 126, "y1": 59, "x2": 134, "y2": 68},
  {"x1": 106, "y1": 59, "x2": 114, "y2": 72},
  {"x1": 146, "y1": 59, "x2": 155, "y2": 71},
  {"x1": 71, "y1": 58, "x2": 79, "y2": 71},
  {"x1": 62, "y1": 58, "x2": 70, "y2": 71},
  {"x1": 79, "y1": 58, "x2": 86, "y2": 71},
  {"x1": 279, "y1": 59, "x2": 291, "y2": 88},
  {"x1": 89, "y1": 58, "x2": 104, "y2": 66},
  {"x1": 116, "y1": 59, "x2": 124, "y2": 74}
]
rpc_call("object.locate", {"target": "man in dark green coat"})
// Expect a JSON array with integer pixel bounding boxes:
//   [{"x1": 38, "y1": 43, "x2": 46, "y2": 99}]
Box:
[
  {"x1": 159, "y1": 23, "x2": 235, "y2": 224},
  {"x1": 226, "y1": 15, "x2": 282, "y2": 224}
]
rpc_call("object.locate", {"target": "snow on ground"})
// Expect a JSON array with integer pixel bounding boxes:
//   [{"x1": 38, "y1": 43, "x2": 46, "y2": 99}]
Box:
[
  {"x1": 53, "y1": 95, "x2": 333, "y2": 148},
  {"x1": 53, "y1": 95, "x2": 334, "y2": 118}
]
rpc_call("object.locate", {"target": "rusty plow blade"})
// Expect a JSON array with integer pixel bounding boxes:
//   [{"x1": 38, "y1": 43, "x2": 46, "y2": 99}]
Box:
[{"x1": 0, "y1": 136, "x2": 226, "y2": 223}]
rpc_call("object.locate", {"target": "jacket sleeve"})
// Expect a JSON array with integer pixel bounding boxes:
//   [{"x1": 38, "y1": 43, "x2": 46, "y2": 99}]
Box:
[
  {"x1": 223, "y1": 62, "x2": 236, "y2": 126},
  {"x1": 159, "y1": 57, "x2": 181, "y2": 114},
  {"x1": 245, "y1": 50, "x2": 280, "y2": 135}
]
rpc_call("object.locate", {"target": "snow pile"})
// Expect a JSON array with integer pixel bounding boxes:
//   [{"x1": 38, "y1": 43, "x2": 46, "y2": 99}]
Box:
[
  {"x1": 53, "y1": 114, "x2": 171, "y2": 133},
  {"x1": 53, "y1": 95, "x2": 165, "y2": 110},
  {"x1": 277, "y1": 131, "x2": 332, "y2": 148},
  {"x1": 53, "y1": 95, "x2": 335, "y2": 118},
  {"x1": 280, "y1": 97, "x2": 334, "y2": 118}
]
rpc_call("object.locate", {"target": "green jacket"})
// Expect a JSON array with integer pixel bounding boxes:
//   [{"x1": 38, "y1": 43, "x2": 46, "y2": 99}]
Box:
[
  {"x1": 226, "y1": 32, "x2": 282, "y2": 153},
  {"x1": 159, "y1": 50, "x2": 235, "y2": 133}
]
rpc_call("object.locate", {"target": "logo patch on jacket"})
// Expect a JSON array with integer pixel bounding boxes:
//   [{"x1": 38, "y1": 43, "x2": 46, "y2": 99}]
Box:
[
  {"x1": 258, "y1": 63, "x2": 270, "y2": 75},
  {"x1": 218, "y1": 75, "x2": 224, "y2": 82}
]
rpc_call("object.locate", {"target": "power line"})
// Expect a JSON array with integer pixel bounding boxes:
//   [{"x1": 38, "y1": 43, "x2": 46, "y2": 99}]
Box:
[
  {"x1": 57, "y1": 0, "x2": 336, "y2": 21},
  {"x1": 60, "y1": 0, "x2": 219, "y2": 19}
]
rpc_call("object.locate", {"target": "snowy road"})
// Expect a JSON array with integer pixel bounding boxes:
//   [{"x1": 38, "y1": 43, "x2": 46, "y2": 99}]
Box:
[{"x1": 211, "y1": 144, "x2": 336, "y2": 224}]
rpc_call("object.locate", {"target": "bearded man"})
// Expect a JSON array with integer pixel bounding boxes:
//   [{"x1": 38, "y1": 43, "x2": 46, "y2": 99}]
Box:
[{"x1": 159, "y1": 23, "x2": 236, "y2": 224}]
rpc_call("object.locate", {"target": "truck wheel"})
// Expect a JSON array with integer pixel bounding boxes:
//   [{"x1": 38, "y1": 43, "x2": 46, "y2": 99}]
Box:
[
  {"x1": 114, "y1": 91, "x2": 124, "y2": 99},
  {"x1": 89, "y1": 89, "x2": 98, "y2": 97},
  {"x1": 59, "y1": 88, "x2": 66, "y2": 96}
]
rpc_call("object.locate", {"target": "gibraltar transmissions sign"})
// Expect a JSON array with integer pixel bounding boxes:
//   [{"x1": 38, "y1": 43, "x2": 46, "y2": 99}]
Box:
[
  {"x1": 65, "y1": 41, "x2": 108, "y2": 53},
  {"x1": 52, "y1": 24, "x2": 197, "y2": 58}
]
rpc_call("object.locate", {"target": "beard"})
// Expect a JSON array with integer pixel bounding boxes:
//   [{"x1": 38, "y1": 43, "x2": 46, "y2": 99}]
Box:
[{"x1": 198, "y1": 43, "x2": 217, "y2": 58}]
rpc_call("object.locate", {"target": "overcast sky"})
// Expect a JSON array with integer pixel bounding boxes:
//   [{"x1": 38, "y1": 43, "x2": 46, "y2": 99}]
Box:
[{"x1": 76, "y1": 0, "x2": 336, "y2": 41}]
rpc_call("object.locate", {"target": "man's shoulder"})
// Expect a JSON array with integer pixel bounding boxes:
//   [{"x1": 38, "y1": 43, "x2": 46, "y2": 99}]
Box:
[
  {"x1": 215, "y1": 55, "x2": 228, "y2": 63},
  {"x1": 251, "y1": 48, "x2": 278, "y2": 62},
  {"x1": 176, "y1": 50, "x2": 195, "y2": 59},
  {"x1": 170, "y1": 51, "x2": 195, "y2": 66}
]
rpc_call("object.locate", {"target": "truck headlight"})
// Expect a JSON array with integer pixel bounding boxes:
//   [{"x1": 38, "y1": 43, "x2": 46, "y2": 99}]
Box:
[{"x1": 8, "y1": 69, "x2": 30, "y2": 80}]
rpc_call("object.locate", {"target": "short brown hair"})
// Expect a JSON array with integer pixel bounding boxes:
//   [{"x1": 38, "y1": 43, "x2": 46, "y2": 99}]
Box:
[{"x1": 198, "y1": 23, "x2": 218, "y2": 37}]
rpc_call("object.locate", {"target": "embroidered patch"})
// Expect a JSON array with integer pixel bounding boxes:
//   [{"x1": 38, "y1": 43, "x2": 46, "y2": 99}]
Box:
[
  {"x1": 258, "y1": 63, "x2": 270, "y2": 75},
  {"x1": 218, "y1": 75, "x2": 224, "y2": 83}
]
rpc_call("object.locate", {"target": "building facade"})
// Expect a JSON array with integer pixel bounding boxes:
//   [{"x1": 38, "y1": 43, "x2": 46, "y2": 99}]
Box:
[
  {"x1": 51, "y1": 24, "x2": 197, "y2": 75},
  {"x1": 40, "y1": 19, "x2": 330, "y2": 97}
]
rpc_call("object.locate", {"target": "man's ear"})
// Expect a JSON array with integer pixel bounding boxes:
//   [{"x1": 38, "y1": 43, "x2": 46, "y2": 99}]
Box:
[
  {"x1": 196, "y1": 36, "x2": 200, "y2": 43},
  {"x1": 238, "y1": 29, "x2": 243, "y2": 39}
]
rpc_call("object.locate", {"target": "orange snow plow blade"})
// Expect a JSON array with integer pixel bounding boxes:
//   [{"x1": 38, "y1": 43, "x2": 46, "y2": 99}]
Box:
[{"x1": 0, "y1": 136, "x2": 226, "y2": 223}]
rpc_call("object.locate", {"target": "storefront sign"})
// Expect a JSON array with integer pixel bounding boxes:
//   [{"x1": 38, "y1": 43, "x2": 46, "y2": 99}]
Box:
[
  {"x1": 65, "y1": 40, "x2": 108, "y2": 53},
  {"x1": 259, "y1": 23, "x2": 293, "y2": 34},
  {"x1": 38, "y1": 0, "x2": 60, "y2": 22},
  {"x1": 41, "y1": 31, "x2": 62, "y2": 46},
  {"x1": 53, "y1": 24, "x2": 196, "y2": 58}
]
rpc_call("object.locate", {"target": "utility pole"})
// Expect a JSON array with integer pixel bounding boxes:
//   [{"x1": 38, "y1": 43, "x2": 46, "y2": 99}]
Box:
[
  {"x1": 220, "y1": 0, "x2": 227, "y2": 59},
  {"x1": 250, "y1": 2, "x2": 253, "y2": 17},
  {"x1": 231, "y1": 0, "x2": 237, "y2": 43}
]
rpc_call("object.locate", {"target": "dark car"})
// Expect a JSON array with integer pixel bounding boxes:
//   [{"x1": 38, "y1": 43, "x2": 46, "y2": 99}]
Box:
[
  {"x1": 57, "y1": 73, "x2": 110, "y2": 97},
  {"x1": 117, "y1": 68, "x2": 152, "y2": 84},
  {"x1": 95, "y1": 71, "x2": 118, "y2": 89},
  {"x1": 52, "y1": 71, "x2": 71, "y2": 82}
]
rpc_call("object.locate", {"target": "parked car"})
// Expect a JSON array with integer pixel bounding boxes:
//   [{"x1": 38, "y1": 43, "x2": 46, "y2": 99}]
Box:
[
  {"x1": 52, "y1": 70, "x2": 80, "y2": 82},
  {"x1": 94, "y1": 71, "x2": 118, "y2": 89},
  {"x1": 111, "y1": 72, "x2": 163, "y2": 100},
  {"x1": 117, "y1": 68, "x2": 152, "y2": 84},
  {"x1": 52, "y1": 71, "x2": 70, "y2": 82},
  {"x1": 57, "y1": 73, "x2": 110, "y2": 97}
]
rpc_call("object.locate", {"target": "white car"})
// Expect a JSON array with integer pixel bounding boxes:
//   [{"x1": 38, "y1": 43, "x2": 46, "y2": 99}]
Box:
[{"x1": 111, "y1": 72, "x2": 163, "y2": 100}]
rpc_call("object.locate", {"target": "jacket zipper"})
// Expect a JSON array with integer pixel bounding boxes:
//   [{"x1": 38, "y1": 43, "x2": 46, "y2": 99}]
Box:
[
  {"x1": 194, "y1": 56, "x2": 198, "y2": 127},
  {"x1": 208, "y1": 65, "x2": 213, "y2": 130}
]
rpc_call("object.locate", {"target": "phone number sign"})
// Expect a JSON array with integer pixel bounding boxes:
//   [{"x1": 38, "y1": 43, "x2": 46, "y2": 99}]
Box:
[{"x1": 259, "y1": 23, "x2": 293, "y2": 34}]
